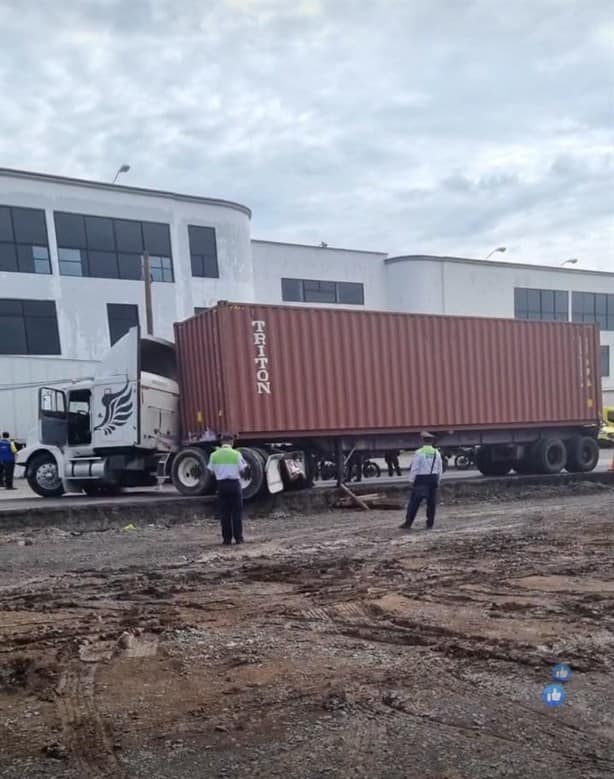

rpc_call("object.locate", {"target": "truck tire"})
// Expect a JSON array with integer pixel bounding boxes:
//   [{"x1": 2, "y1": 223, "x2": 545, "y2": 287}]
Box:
[
  {"x1": 533, "y1": 438, "x2": 567, "y2": 474},
  {"x1": 26, "y1": 452, "x2": 64, "y2": 498},
  {"x1": 171, "y1": 447, "x2": 213, "y2": 496},
  {"x1": 566, "y1": 436, "x2": 599, "y2": 473},
  {"x1": 476, "y1": 447, "x2": 512, "y2": 477},
  {"x1": 239, "y1": 447, "x2": 266, "y2": 500}
]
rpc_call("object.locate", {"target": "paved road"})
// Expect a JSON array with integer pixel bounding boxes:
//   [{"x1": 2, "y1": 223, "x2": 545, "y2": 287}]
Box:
[{"x1": 1, "y1": 451, "x2": 611, "y2": 511}]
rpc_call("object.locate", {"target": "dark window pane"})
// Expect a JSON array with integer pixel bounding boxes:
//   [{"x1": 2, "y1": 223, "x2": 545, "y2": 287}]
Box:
[
  {"x1": 303, "y1": 280, "x2": 336, "y2": 303},
  {"x1": 55, "y1": 212, "x2": 86, "y2": 248},
  {"x1": 541, "y1": 289, "x2": 554, "y2": 313},
  {"x1": 607, "y1": 315, "x2": 614, "y2": 332},
  {"x1": 16, "y1": 245, "x2": 34, "y2": 273},
  {"x1": 526, "y1": 289, "x2": 540, "y2": 313},
  {"x1": 0, "y1": 207, "x2": 13, "y2": 241},
  {"x1": 114, "y1": 219, "x2": 143, "y2": 252},
  {"x1": 0, "y1": 299, "x2": 23, "y2": 315},
  {"x1": 595, "y1": 293, "x2": 607, "y2": 314},
  {"x1": 0, "y1": 243, "x2": 17, "y2": 272},
  {"x1": 149, "y1": 256, "x2": 173, "y2": 283},
  {"x1": 88, "y1": 251, "x2": 118, "y2": 278},
  {"x1": 202, "y1": 254, "x2": 218, "y2": 278},
  {"x1": 188, "y1": 225, "x2": 217, "y2": 254},
  {"x1": 0, "y1": 315, "x2": 27, "y2": 354},
  {"x1": 281, "y1": 278, "x2": 303, "y2": 302},
  {"x1": 25, "y1": 316, "x2": 60, "y2": 354},
  {"x1": 107, "y1": 303, "x2": 139, "y2": 345},
  {"x1": 85, "y1": 216, "x2": 115, "y2": 250},
  {"x1": 191, "y1": 254, "x2": 205, "y2": 277},
  {"x1": 31, "y1": 246, "x2": 51, "y2": 274},
  {"x1": 118, "y1": 253, "x2": 143, "y2": 280},
  {"x1": 514, "y1": 288, "x2": 528, "y2": 317},
  {"x1": 571, "y1": 292, "x2": 582, "y2": 322},
  {"x1": 142, "y1": 222, "x2": 171, "y2": 255},
  {"x1": 11, "y1": 207, "x2": 47, "y2": 245},
  {"x1": 337, "y1": 282, "x2": 364, "y2": 305},
  {"x1": 601, "y1": 346, "x2": 610, "y2": 377},
  {"x1": 23, "y1": 300, "x2": 56, "y2": 317}
]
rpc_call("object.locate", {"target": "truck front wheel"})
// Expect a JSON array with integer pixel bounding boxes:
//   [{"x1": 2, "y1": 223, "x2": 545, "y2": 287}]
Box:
[
  {"x1": 171, "y1": 448, "x2": 213, "y2": 496},
  {"x1": 26, "y1": 452, "x2": 64, "y2": 498}
]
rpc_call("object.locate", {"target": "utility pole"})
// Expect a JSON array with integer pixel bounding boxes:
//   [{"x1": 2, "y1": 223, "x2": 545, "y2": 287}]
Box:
[{"x1": 142, "y1": 252, "x2": 154, "y2": 335}]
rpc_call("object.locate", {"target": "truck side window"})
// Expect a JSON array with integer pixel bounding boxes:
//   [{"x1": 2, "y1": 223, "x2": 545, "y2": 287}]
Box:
[{"x1": 68, "y1": 390, "x2": 92, "y2": 446}]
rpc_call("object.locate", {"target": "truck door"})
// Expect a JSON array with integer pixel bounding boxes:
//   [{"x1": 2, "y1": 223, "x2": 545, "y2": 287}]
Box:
[{"x1": 39, "y1": 387, "x2": 68, "y2": 447}]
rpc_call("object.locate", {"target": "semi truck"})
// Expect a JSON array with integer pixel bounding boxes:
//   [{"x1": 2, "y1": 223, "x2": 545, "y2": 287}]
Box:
[{"x1": 16, "y1": 302, "x2": 602, "y2": 499}]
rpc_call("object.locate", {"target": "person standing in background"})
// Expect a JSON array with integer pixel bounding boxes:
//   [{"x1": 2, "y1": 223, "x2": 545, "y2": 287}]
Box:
[
  {"x1": 207, "y1": 434, "x2": 248, "y2": 545},
  {"x1": 399, "y1": 433, "x2": 443, "y2": 530},
  {"x1": 384, "y1": 450, "x2": 402, "y2": 477},
  {"x1": 0, "y1": 432, "x2": 17, "y2": 490}
]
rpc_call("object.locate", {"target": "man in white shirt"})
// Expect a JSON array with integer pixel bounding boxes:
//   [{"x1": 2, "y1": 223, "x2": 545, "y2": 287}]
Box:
[{"x1": 400, "y1": 432, "x2": 443, "y2": 531}]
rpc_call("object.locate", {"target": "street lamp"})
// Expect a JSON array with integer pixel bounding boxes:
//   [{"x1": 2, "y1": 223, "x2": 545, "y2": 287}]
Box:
[
  {"x1": 485, "y1": 246, "x2": 507, "y2": 259},
  {"x1": 112, "y1": 164, "x2": 131, "y2": 184},
  {"x1": 561, "y1": 258, "x2": 579, "y2": 267}
]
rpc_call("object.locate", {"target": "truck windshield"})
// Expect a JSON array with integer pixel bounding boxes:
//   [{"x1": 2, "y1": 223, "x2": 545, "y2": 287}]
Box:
[{"x1": 140, "y1": 339, "x2": 177, "y2": 381}]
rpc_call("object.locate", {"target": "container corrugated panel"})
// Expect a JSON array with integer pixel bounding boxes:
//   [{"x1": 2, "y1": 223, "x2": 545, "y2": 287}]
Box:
[{"x1": 174, "y1": 302, "x2": 601, "y2": 439}]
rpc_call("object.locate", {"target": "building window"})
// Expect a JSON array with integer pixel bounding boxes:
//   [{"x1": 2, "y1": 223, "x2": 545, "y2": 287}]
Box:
[
  {"x1": 188, "y1": 225, "x2": 219, "y2": 278},
  {"x1": 107, "y1": 303, "x2": 139, "y2": 346},
  {"x1": 0, "y1": 299, "x2": 60, "y2": 355},
  {"x1": 572, "y1": 292, "x2": 614, "y2": 330},
  {"x1": 601, "y1": 346, "x2": 610, "y2": 377},
  {"x1": 0, "y1": 205, "x2": 51, "y2": 275},
  {"x1": 281, "y1": 278, "x2": 365, "y2": 305},
  {"x1": 54, "y1": 212, "x2": 174, "y2": 282},
  {"x1": 514, "y1": 288, "x2": 568, "y2": 321}
]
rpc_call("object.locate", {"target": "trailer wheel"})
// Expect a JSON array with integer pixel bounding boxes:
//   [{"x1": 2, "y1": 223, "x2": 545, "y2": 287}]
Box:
[
  {"x1": 239, "y1": 447, "x2": 266, "y2": 500},
  {"x1": 171, "y1": 448, "x2": 213, "y2": 496},
  {"x1": 566, "y1": 436, "x2": 599, "y2": 473},
  {"x1": 533, "y1": 438, "x2": 566, "y2": 474},
  {"x1": 26, "y1": 452, "x2": 64, "y2": 498},
  {"x1": 475, "y1": 447, "x2": 513, "y2": 477}
]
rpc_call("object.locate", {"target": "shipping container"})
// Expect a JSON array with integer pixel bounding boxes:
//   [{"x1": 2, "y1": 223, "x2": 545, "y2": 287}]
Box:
[{"x1": 174, "y1": 302, "x2": 601, "y2": 440}]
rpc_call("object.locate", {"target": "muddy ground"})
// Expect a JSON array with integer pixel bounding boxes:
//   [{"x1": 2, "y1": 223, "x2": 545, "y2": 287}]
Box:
[{"x1": 0, "y1": 492, "x2": 613, "y2": 778}]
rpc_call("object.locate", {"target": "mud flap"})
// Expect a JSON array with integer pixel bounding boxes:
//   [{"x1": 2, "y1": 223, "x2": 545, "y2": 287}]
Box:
[{"x1": 266, "y1": 454, "x2": 285, "y2": 494}]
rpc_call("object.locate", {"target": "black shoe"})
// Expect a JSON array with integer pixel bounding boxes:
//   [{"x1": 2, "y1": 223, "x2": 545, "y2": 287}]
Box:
[
  {"x1": 222, "y1": 540, "x2": 232, "y2": 546},
  {"x1": 399, "y1": 522, "x2": 411, "y2": 529},
  {"x1": 6, "y1": 486, "x2": 16, "y2": 490},
  {"x1": 235, "y1": 538, "x2": 244, "y2": 544},
  {"x1": 425, "y1": 525, "x2": 434, "y2": 531}
]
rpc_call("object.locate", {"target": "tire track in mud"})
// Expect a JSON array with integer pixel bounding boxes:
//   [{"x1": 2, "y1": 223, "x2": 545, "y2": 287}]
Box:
[{"x1": 56, "y1": 654, "x2": 126, "y2": 778}]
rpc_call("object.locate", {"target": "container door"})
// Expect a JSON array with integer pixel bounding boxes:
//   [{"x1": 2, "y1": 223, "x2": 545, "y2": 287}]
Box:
[{"x1": 39, "y1": 387, "x2": 67, "y2": 447}]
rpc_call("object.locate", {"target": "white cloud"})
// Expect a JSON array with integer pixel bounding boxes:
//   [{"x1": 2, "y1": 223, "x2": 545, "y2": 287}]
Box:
[{"x1": 0, "y1": 0, "x2": 612, "y2": 267}]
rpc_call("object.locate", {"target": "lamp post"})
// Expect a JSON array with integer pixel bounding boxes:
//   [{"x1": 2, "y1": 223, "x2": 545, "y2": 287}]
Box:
[
  {"x1": 485, "y1": 246, "x2": 507, "y2": 259},
  {"x1": 112, "y1": 164, "x2": 131, "y2": 184}
]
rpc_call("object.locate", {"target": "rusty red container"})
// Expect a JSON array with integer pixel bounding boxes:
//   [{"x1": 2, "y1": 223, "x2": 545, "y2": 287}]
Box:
[{"x1": 174, "y1": 302, "x2": 601, "y2": 440}]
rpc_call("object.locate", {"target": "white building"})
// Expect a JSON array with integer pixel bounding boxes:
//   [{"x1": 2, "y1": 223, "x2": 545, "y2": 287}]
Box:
[{"x1": 1, "y1": 167, "x2": 613, "y2": 440}]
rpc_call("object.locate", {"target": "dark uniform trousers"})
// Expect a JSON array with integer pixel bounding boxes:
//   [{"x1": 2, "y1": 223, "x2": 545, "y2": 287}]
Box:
[
  {"x1": 0, "y1": 460, "x2": 15, "y2": 489},
  {"x1": 217, "y1": 479, "x2": 243, "y2": 543},
  {"x1": 405, "y1": 474, "x2": 439, "y2": 528}
]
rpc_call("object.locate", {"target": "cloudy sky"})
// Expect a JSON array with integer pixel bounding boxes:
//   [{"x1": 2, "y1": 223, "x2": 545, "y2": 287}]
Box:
[{"x1": 0, "y1": 0, "x2": 612, "y2": 266}]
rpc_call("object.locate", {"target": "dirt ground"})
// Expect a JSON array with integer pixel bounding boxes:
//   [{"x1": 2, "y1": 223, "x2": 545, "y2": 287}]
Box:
[{"x1": 0, "y1": 493, "x2": 613, "y2": 779}]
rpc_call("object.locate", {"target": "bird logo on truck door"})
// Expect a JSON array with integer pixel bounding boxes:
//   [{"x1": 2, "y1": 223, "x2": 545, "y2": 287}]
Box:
[{"x1": 94, "y1": 381, "x2": 134, "y2": 435}]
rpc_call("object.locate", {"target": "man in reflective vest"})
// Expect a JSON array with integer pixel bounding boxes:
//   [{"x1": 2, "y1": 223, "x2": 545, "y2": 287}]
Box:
[
  {"x1": 0, "y1": 432, "x2": 18, "y2": 490},
  {"x1": 400, "y1": 432, "x2": 443, "y2": 530},
  {"x1": 207, "y1": 435, "x2": 248, "y2": 545}
]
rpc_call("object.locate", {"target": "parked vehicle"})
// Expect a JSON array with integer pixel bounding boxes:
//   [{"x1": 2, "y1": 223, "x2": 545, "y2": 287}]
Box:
[
  {"x1": 16, "y1": 302, "x2": 601, "y2": 500},
  {"x1": 598, "y1": 407, "x2": 614, "y2": 447}
]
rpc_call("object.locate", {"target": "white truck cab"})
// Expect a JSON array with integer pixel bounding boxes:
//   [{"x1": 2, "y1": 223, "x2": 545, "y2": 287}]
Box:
[{"x1": 16, "y1": 328, "x2": 179, "y2": 497}]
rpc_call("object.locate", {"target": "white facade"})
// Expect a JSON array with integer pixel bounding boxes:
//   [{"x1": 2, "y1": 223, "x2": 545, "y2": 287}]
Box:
[{"x1": 2, "y1": 168, "x2": 613, "y2": 440}]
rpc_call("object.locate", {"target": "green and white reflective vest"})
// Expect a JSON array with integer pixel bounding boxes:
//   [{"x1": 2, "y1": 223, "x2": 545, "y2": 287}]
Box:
[
  {"x1": 409, "y1": 445, "x2": 443, "y2": 482},
  {"x1": 207, "y1": 445, "x2": 247, "y2": 481}
]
